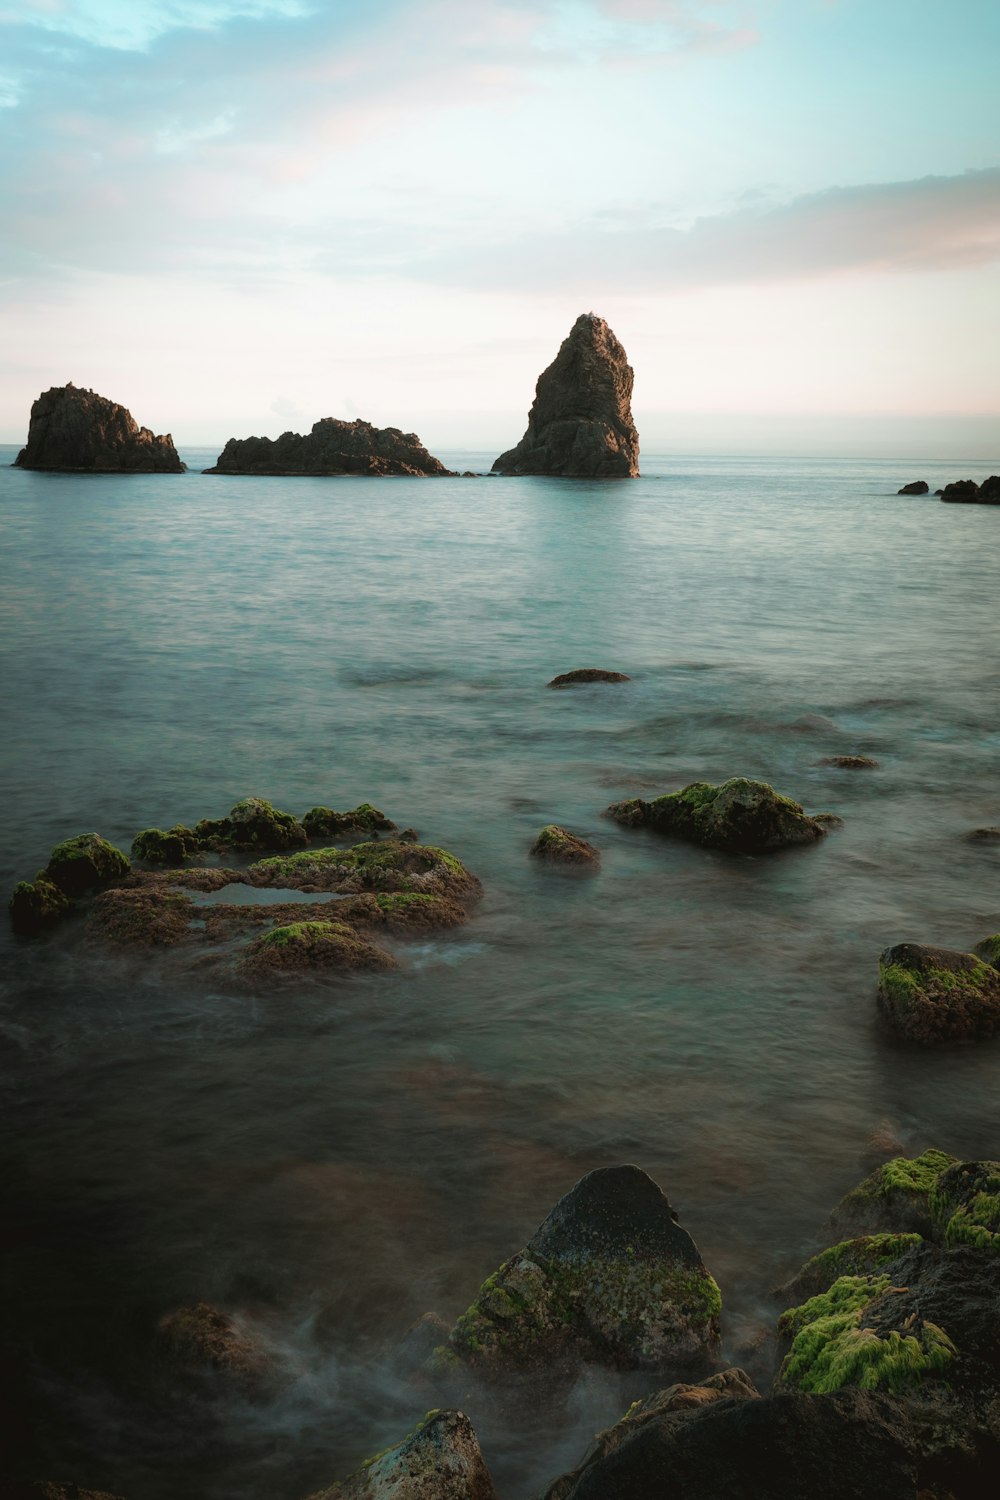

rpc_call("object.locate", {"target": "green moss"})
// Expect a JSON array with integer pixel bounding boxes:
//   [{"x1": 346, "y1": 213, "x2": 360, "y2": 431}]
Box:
[
  {"x1": 974, "y1": 934, "x2": 1000, "y2": 969},
  {"x1": 778, "y1": 1275, "x2": 956, "y2": 1394},
  {"x1": 786, "y1": 1234, "x2": 923, "y2": 1298},
  {"x1": 879, "y1": 1149, "x2": 956, "y2": 1194},
  {"x1": 258, "y1": 920, "x2": 342, "y2": 948},
  {"x1": 931, "y1": 1162, "x2": 1000, "y2": 1252},
  {"x1": 42, "y1": 832, "x2": 130, "y2": 895},
  {"x1": 373, "y1": 892, "x2": 437, "y2": 912},
  {"x1": 880, "y1": 956, "x2": 997, "y2": 1004},
  {"x1": 878, "y1": 963, "x2": 922, "y2": 1009},
  {"x1": 132, "y1": 825, "x2": 201, "y2": 864},
  {"x1": 8, "y1": 876, "x2": 71, "y2": 934}
]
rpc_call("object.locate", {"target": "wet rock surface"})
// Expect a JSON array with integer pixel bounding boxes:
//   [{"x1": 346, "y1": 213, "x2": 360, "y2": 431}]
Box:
[
  {"x1": 205, "y1": 418, "x2": 451, "y2": 476},
  {"x1": 897, "y1": 480, "x2": 929, "y2": 495},
  {"x1": 14, "y1": 384, "x2": 183, "y2": 472},
  {"x1": 548, "y1": 668, "x2": 631, "y2": 687},
  {"x1": 828, "y1": 1149, "x2": 959, "y2": 1238},
  {"x1": 492, "y1": 314, "x2": 639, "y2": 478},
  {"x1": 877, "y1": 942, "x2": 1000, "y2": 1043},
  {"x1": 307, "y1": 1409, "x2": 497, "y2": 1500},
  {"x1": 607, "y1": 777, "x2": 828, "y2": 854},
  {"x1": 530, "y1": 825, "x2": 599, "y2": 866},
  {"x1": 154, "y1": 1302, "x2": 274, "y2": 1392}
]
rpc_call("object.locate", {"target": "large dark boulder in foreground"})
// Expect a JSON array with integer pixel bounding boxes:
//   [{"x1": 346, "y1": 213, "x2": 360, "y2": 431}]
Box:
[
  {"x1": 607, "y1": 778, "x2": 827, "y2": 853},
  {"x1": 42, "y1": 833, "x2": 130, "y2": 896},
  {"x1": 492, "y1": 313, "x2": 639, "y2": 478},
  {"x1": 897, "y1": 480, "x2": 929, "y2": 495},
  {"x1": 542, "y1": 1386, "x2": 923, "y2": 1500},
  {"x1": 940, "y1": 479, "x2": 981, "y2": 503},
  {"x1": 431, "y1": 1165, "x2": 720, "y2": 1388},
  {"x1": 877, "y1": 942, "x2": 1000, "y2": 1043},
  {"x1": 14, "y1": 383, "x2": 183, "y2": 472},
  {"x1": 308, "y1": 1409, "x2": 497, "y2": 1499},
  {"x1": 205, "y1": 418, "x2": 451, "y2": 476}
]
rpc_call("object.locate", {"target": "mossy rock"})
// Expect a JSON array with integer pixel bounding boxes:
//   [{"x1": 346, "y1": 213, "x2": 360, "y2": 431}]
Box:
[
  {"x1": 432, "y1": 1166, "x2": 721, "y2": 1387},
  {"x1": 335, "y1": 891, "x2": 468, "y2": 932},
  {"x1": 776, "y1": 1274, "x2": 956, "y2": 1395},
  {"x1": 531, "y1": 825, "x2": 599, "y2": 866},
  {"x1": 42, "y1": 832, "x2": 130, "y2": 896},
  {"x1": 242, "y1": 920, "x2": 398, "y2": 976},
  {"x1": 131, "y1": 825, "x2": 202, "y2": 864},
  {"x1": 308, "y1": 1408, "x2": 497, "y2": 1499},
  {"x1": 8, "y1": 876, "x2": 71, "y2": 935},
  {"x1": 974, "y1": 933, "x2": 1000, "y2": 969},
  {"x1": 877, "y1": 942, "x2": 1000, "y2": 1043},
  {"x1": 195, "y1": 797, "x2": 308, "y2": 852},
  {"x1": 931, "y1": 1161, "x2": 1000, "y2": 1252},
  {"x1": 606, "y1": 777, "x2": 827, "y2": 853},
  {"x1": 154, "y1": 1301, "x2": 273, "y2": 1390},
  {"x1": 301, "y1": 803, "x2": 398, "y2": 839},
  {"x1": 777, "y1": 1233, "x2": 925, "y2": 1306},
  {"x1": 87, "y1": 886, "x2": 196, "y2": 947},
  {"x1": 829, "y1": 1149, "x2": 957, "y2": 1238},
  {"x1": 247, "y1": 840, "x2": 481, "y2": 905}
]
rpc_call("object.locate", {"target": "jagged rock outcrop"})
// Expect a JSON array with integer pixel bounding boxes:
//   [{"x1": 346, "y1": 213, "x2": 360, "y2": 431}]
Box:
[
  {"x1": 897, "y1": 480, "x2": 928, "y2": 495},
  {"x1": 14, "y1": 384, "x2": 183, "y2": 472},
  {"x1": 205, "y1": 418, "x2": 451, "y2": 476},
  {"x1": 492, "y1": 313, "x2": 639, "y2": 478},
  {"x1": 308, "y1": 1409, "x2": 497, "y2": 1499}
]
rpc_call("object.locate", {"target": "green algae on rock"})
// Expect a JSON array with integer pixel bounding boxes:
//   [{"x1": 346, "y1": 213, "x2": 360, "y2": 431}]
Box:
[
  {"x1": 131, "y1": 825, "x2": 203, "y2": 864},
  {"x1": 43, "y1": 832, "x2": 130, "y2": 896},
  {"x1": 974, "y1": 933, "x2": 1000, "y2": 968},
  {"x1": 829, "y1": 1149, "x2": 958, "y2": 1238},
  {"x1": 530, "y1": 825, "x2": 600, "y2": 866},
  {"x1": 87, "y1": 886, "x2": 197, "y2": 947},
  {"x1": 432, "y1": 1165, "x2": 721, "y2": 1386},
  {"x1": 301, "y1": 803, "x2": 398, "y2": 840},
  {"x1": 931, "y1": 1160, "x2": 1000, "y2": 1252},
  {"x1": 8, "y1": 876, "x2": 71, "y2": 935},
  {"x1": 606, "y1": 777, "x2": 828, "y2": 853},
  {"x1": 248, "y1": 840, "x2": 481, "y2": 905},
  {"x1": 195, "y1": 796, "x2": 308, "y2": 853},
  {"x1": 776, "y1": 1274, "x2": 956, "y2": 1395},
  {"x1": 307, "y1": 1408, "x2": 497, "y2": 1500},
  {"x1": 242, "y1": 920, "x2": 398, "y2": 976},
  {"x1": 877, "y1": 942, "x2": 1000, "y2": 1043},
  {"x1": 777, "y1": 1233, "x2": 925, "y2": 1306}
]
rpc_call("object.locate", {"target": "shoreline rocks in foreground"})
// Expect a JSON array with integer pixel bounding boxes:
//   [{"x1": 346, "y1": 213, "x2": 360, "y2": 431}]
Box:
[
  {"x1": 204, "y1": 418, "x2": 451, "y2": 476},
  {"x1": 492, "y1": 312, "x2": 640, "y2": 478},
  {"x1": 14, "y1": 384, "x2": 184, "y2": 473},
  {"x1": 607, "y1": 777, "x2": 830, "y2": 853},
  {"x1": 877, "y1": 941, "x2": 1000, "y2": 1043}
]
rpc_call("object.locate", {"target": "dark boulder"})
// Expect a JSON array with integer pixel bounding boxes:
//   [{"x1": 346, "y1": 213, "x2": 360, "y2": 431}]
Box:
[
  {"x1": 14, "y1": 383, "x2": 183, "y2": 472},
  {"x1": 204, "y1": 418, "x2": 451, "y2": 476},
  {"x1": 131, "y1": 825, "x2": 202, "y2": 864},
  {"x1": 8, "y1": 876, "x2": 71, "y2": 934},
  {"x1": 828, "y1": 1148, "x2": 958, "y2": 1238},
  {"x1": 195, "y1": 797, "x2": 308, "y2": 853},
  {"x1": 940, "y1": 480, "x2": 981, "y2": 503},
  {"x1": 530, "y1": 826, "x2": 599, "y2": 866},
  {"x1": 308, "y1": 1409, "x2": 497, "y2": 1499},
  {"x1": 241, "y1": 920, "x2": 398, "y2": 977},
  {"x1": 430, "y1": 1165, "x2": 721, "y2": 1387},
  {"x1": 817, "y1": 755, "x2": 879, "y2": 769},
  {"x1": 897, "y1": 481, "x2": 929, "y2": 495},
  {"x1": 154, "y1": 1302, "x2": 274, "y2": 1392},
  {"x1": 877, "y1": 942, "x2": 1000, "y2": 1043},
  {"x1": 607, "y1": 778, "x2": 827, "y2": 853},
  {"x1": 41, "y1": 833, "x2": 130, "y2": 896},
  {"x1": 977, "y1": 474, "x2": 1000, "y2": 502},
  {"x1": 548, "y1": 668, "x2": 631, "y2": 687},
  {"x1": 492, "y1": 313, "x2": 639, "y2": 478},
  {"x1": 301, "y1": 803, "x2": 397, "y2": 839},
  {"x1": 966, "y1": 827, "x2": 1000, "y2": 842}
]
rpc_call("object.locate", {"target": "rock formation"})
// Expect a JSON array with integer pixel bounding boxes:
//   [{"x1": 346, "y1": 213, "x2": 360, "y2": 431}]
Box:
[
  {"x1": 205, "y1": 418, "x2": 451, "y2": 476},
  {"x1": 877, "y1": 942, "x2": 1000, "y2": 1043},
  {"x1": 14, "y1": 384, "x2": 184, "y2": 472},
  {"x1": 607, "y1": 778, "x2": 829, "y2": 854},
  {"x1": 308, "y1": 1409, "x2": 497, "y2": 1499},
  {"x1": 940, "y1": 479, "x2": 982, "y2": 503},
  {"x1": 530, "y1": 825, "x2": 600, "y2": 866},
  {"x1": 548, "y1": 668, "x2": 631, "y2": 687},
  {"x1": 897, "y1": 480, "x2": 929, "y2": 495},
  {"x1": 492, "y1": 313, "x2": 639, "y2": 477}
]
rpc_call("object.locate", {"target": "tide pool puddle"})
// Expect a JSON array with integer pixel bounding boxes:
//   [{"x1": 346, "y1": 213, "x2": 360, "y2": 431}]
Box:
[{"x1": 186, "y1": 885, "x2": 348, "y2": 907}]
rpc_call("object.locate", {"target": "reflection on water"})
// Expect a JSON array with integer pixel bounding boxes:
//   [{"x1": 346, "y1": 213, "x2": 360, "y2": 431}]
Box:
[{"x1": 1, "y1": 449, "x2": 999, "y2": 1497}]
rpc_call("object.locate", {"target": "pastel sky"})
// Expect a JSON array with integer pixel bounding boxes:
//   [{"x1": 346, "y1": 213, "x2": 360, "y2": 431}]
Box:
[{"x1": 1, "y1": 0, "x2": 998, "y2": 453}]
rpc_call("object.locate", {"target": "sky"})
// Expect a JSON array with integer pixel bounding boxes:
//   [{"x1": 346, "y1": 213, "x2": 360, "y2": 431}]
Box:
[{"x1": 1, "y1": 0, "x2": 998, "y2": 454}]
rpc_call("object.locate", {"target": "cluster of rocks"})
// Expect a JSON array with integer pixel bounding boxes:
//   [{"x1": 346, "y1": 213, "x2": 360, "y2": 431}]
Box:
[
  {"x1": 204, "y1": 419, "x2": 452, "y2": 477},
  {"x1": 67, "y1": 1153, "x2": 991, "y2": 1500},
  {"x1": 898, "y1": 476, "x2": 1000, "y2": 504}
]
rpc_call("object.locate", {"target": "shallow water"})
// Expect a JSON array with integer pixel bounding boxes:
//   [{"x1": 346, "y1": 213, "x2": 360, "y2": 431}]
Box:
[{"x1": 1, "y1": 446, "x2": 999, "y2": 1498}]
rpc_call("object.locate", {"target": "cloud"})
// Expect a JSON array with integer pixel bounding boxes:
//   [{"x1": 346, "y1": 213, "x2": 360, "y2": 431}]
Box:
[{"x1": 0, "y1": 0, "x2": 314, "y2": 51}]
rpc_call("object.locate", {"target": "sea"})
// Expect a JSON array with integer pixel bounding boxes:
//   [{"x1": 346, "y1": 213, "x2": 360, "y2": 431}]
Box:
[{"x1": 1, "y1": 446, "x2": 999, "y2": 1498}]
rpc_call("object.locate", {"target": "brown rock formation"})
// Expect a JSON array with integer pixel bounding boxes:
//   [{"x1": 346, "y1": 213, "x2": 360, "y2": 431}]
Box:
[
  {"x1": 205, "y1": 418, "x2": 451, "y2": 476},
  {"x1": 14, "y1": 384, "x2": 183, "y2": 472},
  {"x1": 492, "y1": 313, "x2": 639, "y2": 477}
]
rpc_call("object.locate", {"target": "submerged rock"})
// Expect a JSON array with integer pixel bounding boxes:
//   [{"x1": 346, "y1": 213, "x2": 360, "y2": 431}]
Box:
[
  {"x1": 966, "y1": 826, "x2": 1000, "y2": 842},
  {"x1": 607, "y1": 778, "x2": 827, "y2": 854},
  {"x1": 828, "y1": 1149, "x2": 958, "y2": 1238},
  {"x1": 195, "y1": 797, "x2": 307, "y2": 853},
  {"x1": 8, "y1": 876, "x2": 71, "y2": 935},
  {"x1": 896, "y1": 480, "x2": 929, "y2": 495},
  {"x1": 817, "y1": 755, "x2": 879, "y2": 769},
  {"x1": 877, "y1": 942, "x2": 1000, "y2": 1043},
  {"x1": 2, "y1": 1485, "x2": 127, "y2": 1500},
  {"x1": 42, "y1": 833, "x2": 130, "y2": 896},
  {"x1": 548, "y1": 668, "x2": 631, "y2": 687},
  {"x1": 241, "y1": 920, "x2": 398, "y2": 976},
  {"x1": 154, "y1": 1302, "x2": 273, "y2": 1391},
  {"x1": 308, "y1": 1408, "x2": 497, "y2": 1499},
  {"x1": 14, "y1": 383, "x2": 184, "y2": 473},
  {"x1": 432, "y1": 1165, "x2": 721, "y2": 1387},
  {"x1": 205, "y1": 418, "x2": 451, "y2": 476},
  {"x1": 302, "y1": 803, "x2": 398, "y2": 839},
  {"x1": 940, "y1": 479, "x2": 981, "y2": 503},
  {"x1": 492, "y1": 313, "x2": 639, "y2": 478},
  {"x1": 530, "y1": 825, "x2": 599, "y2": 866},
  {"x1": 542, "y1": 1387, "x2": 922, "y2": 1500},
  {"x1": 247, "y1": 841, "x2": 481, "y2": 905}
]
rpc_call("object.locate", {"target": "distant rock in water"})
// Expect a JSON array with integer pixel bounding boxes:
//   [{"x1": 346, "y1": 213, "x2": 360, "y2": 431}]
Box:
[
  {"x1": 548, "y1": 667, "x2": 631, "y2": 687},
  {"x1": 896, "y1": 480, "x2": 928, "y2": 495},
  {"x1": 14, "y1": 383, "x2": 184, "y2": 473},
  {"x1": 205, "y1": 417, "x2": 451, "y2": 476},
  {"x1": 940, "y1": 479, "x2": 981, "y2": 503},
  {"x1": 492, "y1": 313, "x2": 639, "y2": 478}
]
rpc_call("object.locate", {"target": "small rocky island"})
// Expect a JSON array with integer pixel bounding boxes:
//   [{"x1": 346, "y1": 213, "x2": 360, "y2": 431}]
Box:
[
  {"x1": 204, "y1": 417, "x2": 451, "y2": 476},
  {"x1": 14, "y1": 384, "x2": 184, "y2": 473},
  {"x1": 492, "y1": 312, "x2": 640, "y2": 478}
]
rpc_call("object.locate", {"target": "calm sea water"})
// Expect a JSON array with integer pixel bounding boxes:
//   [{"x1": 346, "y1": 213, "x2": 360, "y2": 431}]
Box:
[{"x1": 2, "y1": 446, "x2": 999, "y2": 1498}]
